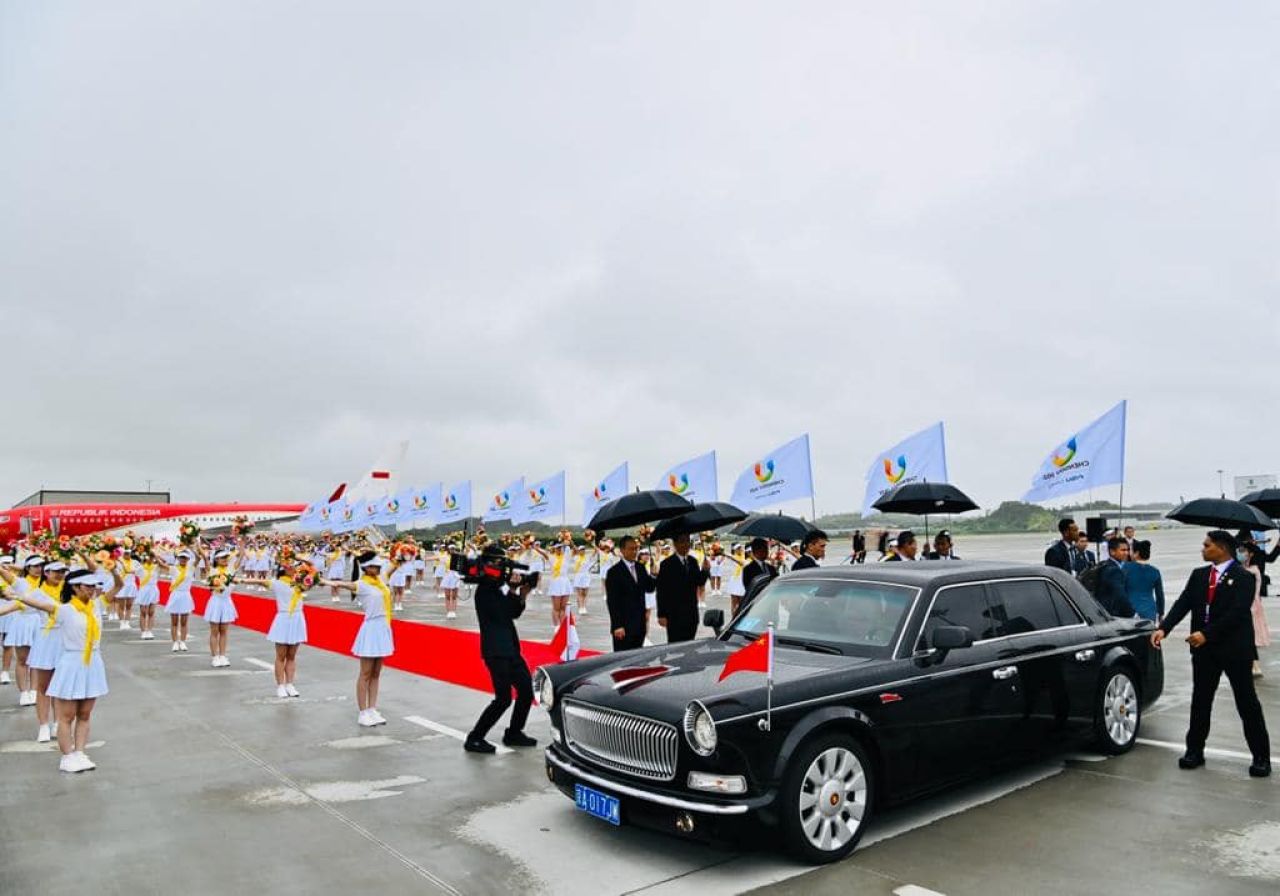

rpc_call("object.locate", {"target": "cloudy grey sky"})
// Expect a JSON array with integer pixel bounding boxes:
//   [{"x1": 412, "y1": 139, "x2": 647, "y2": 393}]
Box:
[{"x1": 2, "y1": 2, "x2": 1276, "y2": 515}]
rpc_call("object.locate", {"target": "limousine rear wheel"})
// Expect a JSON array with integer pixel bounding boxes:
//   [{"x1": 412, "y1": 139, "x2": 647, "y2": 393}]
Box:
[
  {"x1": 780, "y1": 733, "x2": 874, "y2": 864},
  {"x1": 1093, "y1": 667, "x2": 1140, "y2": 754}
]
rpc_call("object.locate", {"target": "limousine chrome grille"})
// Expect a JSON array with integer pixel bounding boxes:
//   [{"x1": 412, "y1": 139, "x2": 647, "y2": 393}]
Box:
[{"x1": 562, "y1": 700, "x2": 679, "y2": 781}]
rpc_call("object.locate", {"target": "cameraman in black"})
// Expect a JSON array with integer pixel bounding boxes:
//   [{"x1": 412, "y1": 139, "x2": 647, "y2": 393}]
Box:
[{"x1": 464, "y1": 545, "x2": 538, "y2": 754}]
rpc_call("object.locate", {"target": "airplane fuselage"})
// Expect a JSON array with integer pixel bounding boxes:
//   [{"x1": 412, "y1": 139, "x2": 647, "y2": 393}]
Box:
[{"x1": 0, "y1": 503, "x2": 306, "y2": 544}]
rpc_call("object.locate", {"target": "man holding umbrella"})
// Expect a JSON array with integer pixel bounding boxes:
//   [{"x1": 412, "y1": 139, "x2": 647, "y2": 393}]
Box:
[
  {"x1": 1151, "y1": 530, "x2": 1271, "y2": 777},
  {"x1": 656, "y1": 533, "x2": 710, "y2": 642}
]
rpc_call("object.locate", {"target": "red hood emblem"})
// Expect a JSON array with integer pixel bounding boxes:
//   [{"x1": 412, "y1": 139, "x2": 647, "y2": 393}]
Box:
[{"x1": 609, "y1": 665, "x2": 674, "y2": 693}]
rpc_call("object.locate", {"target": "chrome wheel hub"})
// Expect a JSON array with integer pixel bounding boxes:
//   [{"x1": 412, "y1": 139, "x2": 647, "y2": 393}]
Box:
[
  {"x1": 1103, "y1": 674, "x2": 1138, "y2": 745},
  {"x1": 798, "y1": 747, "x2": 866, "y2": 851}
]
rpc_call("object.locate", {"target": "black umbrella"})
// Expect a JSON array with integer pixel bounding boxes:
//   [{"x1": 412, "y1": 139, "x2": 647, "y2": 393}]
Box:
[
  {"x1": 1166, "y1": 498, "x2": 1276, "y2": 531},
  {"x1": 1241, "y1": 488, "x2": 1280, "y2": 519},
  {"x1": 872, "y1": 482, "x2": 980, "y2": 515},
  {"x1": 732, "y1": 513, "x2": 816, "y2": 544},
  {"x1": 871, "y1": 481, "x2": 979, "y2": 540},
  {"x1": 586, "y1": 489, "x2": 695, "y2": 532},
  {"x1": 649, "y1": 502, "x2": 747, "y2": 541}
]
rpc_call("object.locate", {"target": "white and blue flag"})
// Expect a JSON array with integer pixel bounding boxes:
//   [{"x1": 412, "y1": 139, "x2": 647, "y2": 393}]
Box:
[
  {"x1": 730, "y1": 434, "x2": 815, "y2": 511},
  {"x1": 408, "y1": 482, "x2": 441, "y2": 525},
  {"x1": 517, "y1": 471, "x2": 566, "y2": 524},
  {"x1": 580, "y1": 462, "x2": 629, "y2": 527},
  {"x1": 436, "y1": 481, "x2": 472, "y2": 526},
  {"x1": 862, "y1": 422, "x2": 949, "y2": 515},
  {"x1": 1023, "y1": 401, "x2": 1127, "y2": 503},
  {"x1": 657, "y1": 450, "x2": 718, "y2": 503},
  {"x1": 482, "y1": 477, "x2": 524, "y2": 523}
]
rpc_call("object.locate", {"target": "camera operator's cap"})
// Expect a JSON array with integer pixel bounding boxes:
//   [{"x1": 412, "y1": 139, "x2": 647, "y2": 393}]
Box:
[
  {"x1": 23, "y1": 555, "x2": 46, "y2": 568},
  {"x1": 44, "y1": 561, "x2": 69, "y2": 573}
]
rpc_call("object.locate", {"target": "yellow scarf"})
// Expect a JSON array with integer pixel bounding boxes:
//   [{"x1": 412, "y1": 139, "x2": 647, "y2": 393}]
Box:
[
  {"x1": 362, "y1": 574, "x2": 392, "y2": 619},
  {"x1": 172, "y1": 564, "x2": 189, "y2": 591},
  {"x1": 572, "y1": 550, "x2": 589, "y2": 574},
  {"x1": 71, "y1": 597, "x2": 100, "y2": 666},
  {"x1": 552, "y1": 548, "x2": 570, "y2": 578},
  {"x1": 41, "y1": 582, "x2": 62, "y2": 631},
  {"x1": 280, "y1": 576, "x2": 304, "y2": 615},
  {"x1": 140, "y1": 563, "x2": 155, "y2": 586}
]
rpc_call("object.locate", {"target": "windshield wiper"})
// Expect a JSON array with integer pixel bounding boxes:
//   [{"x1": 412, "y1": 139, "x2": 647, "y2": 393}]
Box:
[{"x1": 775, "y1": 636, "x2": 844, "y2": 655}]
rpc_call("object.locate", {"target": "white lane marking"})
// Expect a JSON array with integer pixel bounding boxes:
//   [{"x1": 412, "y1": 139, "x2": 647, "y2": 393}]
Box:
[
  {"x1": 183, "y1": 669, "x2": 264, "y2": 677},
  {"x1": 242, "y1": 657, "x2": 274, "y2": 671},
  {"x1": 244, "y1": 775, "x2": 427, "y2": 806},
  {"x1": 0, "y1": 739, "x2": 105, "y2": 754},
  {"x1": 895, "y1": 886, "x2": 947, "y2": 896},
  {"x1": 1137, "y1": 737, "x2": 1278, "y2": 764},
  {"x1": 404, "y1": 715, "x2": 513, "y2": 755},
  {"x1": 323, "y1": 735, "x2": 403, "y2": 750}
]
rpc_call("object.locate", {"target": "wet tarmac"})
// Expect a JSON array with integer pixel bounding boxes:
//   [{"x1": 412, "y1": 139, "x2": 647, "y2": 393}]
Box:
[{"x1": 0, "y1": 532, "x2": 1275, "y2": 895}]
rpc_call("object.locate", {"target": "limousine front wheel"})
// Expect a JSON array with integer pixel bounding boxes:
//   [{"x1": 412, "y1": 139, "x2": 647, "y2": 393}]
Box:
[
  {"x1": 1094, "y1": 668, "x2": 1140, "y2": 754},
  {"x1": 780, "y1": 733, "x2": 874, "y2": 864}
]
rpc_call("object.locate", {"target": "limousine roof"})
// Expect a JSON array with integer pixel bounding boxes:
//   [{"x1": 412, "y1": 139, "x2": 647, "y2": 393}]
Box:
[{"x1": 781, "y1": 560, "x2": 1079, "y2": 590}]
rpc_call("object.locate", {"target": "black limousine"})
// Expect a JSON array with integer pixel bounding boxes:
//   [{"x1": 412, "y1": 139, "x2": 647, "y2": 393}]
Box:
[{"x1": 536, "y1": 562, "x2": 1163, "y2": 863}]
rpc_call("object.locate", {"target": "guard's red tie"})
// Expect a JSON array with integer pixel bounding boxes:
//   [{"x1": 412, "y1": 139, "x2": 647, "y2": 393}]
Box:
[{"x1": 1207, "y1": 566, "x2": 1220, "y2": 604}]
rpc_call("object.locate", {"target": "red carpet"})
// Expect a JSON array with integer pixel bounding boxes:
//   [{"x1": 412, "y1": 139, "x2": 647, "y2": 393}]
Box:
[{"x1": 159, "y1": 582, "x2": 597, "y2": 694}]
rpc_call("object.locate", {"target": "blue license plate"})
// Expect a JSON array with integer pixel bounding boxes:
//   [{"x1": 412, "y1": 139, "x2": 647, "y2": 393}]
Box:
[{"x1": 574, "y1": 783, "x2": 621, "y2": 826}]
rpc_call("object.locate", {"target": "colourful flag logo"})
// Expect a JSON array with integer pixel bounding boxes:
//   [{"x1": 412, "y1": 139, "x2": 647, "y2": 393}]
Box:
[
  {"x1": 753, "y1": 459, "x2": 775, "y2": 483},
  {"x1": 412, "y1": 495, "x2": 428, "y2": 511},
  {"x1": 493, "y1": 492, "x2": 510, "y2": 509},
  {"x1": 443, "y1": 494, "x2": 458, "y2": 511},
  {"x1": 593, "y1": 483, "x2": 607, "y2": 501},
  {"x1": 528, "y1": 487, "x2": 547, "y2": 506},
  {"x1": 668, "y1": 472, "x2": 691, "y2": 494},
  {"x1": 1051, "y1": 437, "x2": 1078, "y2": 467},
  {"x1": 883, "y1": 455, "x2": 908, "y2": 484}
]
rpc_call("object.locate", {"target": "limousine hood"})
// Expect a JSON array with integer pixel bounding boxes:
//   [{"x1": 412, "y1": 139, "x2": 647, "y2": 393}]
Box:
[{"x1": 557, "y1": 639, "x2": 873, "y2": 722}]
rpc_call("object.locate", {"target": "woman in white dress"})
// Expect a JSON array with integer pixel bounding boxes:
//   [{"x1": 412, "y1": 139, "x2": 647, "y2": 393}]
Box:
[
  {"x1": 17, "y1": 560, "x2": 71, "y2": 742},
  {"x1": 433, "y1": 546, "x2": 448, "y2": 594},
  {"x1": 133, "y1": 554, "x2": 161, "y2": 640},
  {"x1": 545, "y1": 537, "x2": 574, "y2": 627},
  {"x1": 7, "y1": 567, "x2": 120, "y2": 772},
  {"x1": 3, "y1": 555, "x2": 50, "y2": 706},
  {"x1": 0, "y1": 555, "x2": 15, "y2": 687},
  {"x1": 570, "y1": 533, "x2": 596, "y2": 618},
  {"x1": 325, "y1": 552, "x2": 400, "y2": 727},
  {"x1": 200, "y1": 548, "x2": 238, "y2": 667},
  {"x1": 326, "y1": 545, "x2": 347, "y2": 602},
  {"x1": 267, "y1": 561, "x2": 314, "y2": 698},
  {"x1": 115, "y1": 553, "x2": 138, "y2": 631},
  {"x1": 388, "y1": 545, "x2": 412, "y2": 613},
  {"x1": 156, "y1": 549, "x2": 199, "y2": 652}
]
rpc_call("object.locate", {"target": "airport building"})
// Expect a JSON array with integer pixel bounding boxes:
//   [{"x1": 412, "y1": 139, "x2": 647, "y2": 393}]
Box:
[{"x1": 13, "y1": 489, "x2": 171, "y2": 507}]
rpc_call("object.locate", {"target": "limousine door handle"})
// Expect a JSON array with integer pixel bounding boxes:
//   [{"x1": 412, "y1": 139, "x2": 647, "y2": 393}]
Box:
[
  {"x1": 992, "y1": 666, "x2": 1018, "y2": 680},
  {"x1": 1074, "y1": 649, "x2": 1096, "y2": 662}
]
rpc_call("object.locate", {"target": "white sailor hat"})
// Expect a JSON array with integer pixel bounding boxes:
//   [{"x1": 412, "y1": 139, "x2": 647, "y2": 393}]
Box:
[
  {"x1": 357, "y1": 552, "x2": 386, "y2": 568},
  {"x1": 23, "y1": 555, "x2": 46, "y2": 567},
  {"x1": 64, "y1": 569, "x2": 98, "y2": 588},
  {"x1": 176, "y1": 551, "x2": 195, "y2": 560},
  {"x1": 44, "y1": 561, "x2": 69, "y2": 573},
  {"x1": 0, "y1": 555, "x2": 14, "y2": 565},
  {"x1": 212, "y1": 550, "x2": 232, "y2": 560}
]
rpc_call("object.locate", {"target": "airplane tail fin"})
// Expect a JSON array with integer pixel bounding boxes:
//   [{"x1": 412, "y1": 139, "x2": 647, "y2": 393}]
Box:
[{"x1": 344, "y1": 440, "x2": 409, "y2": 502}]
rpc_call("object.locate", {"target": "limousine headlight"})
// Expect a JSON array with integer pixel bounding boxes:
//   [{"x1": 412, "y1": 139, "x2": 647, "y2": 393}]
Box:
[
  {"x1": 683, "y1": 700, "x2": 717, "y2": 756},
  {"x1": 534, "y1": 667, "x2": 554, "y2": 710}
]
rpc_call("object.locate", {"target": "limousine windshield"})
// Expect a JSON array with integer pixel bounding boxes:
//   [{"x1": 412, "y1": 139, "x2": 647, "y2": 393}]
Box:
[{"x1": 728, "y1": 578, "x2": 917, "y2": 657}]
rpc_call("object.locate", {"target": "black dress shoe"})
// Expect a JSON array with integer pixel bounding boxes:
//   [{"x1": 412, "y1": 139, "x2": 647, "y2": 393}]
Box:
[
  {"x1": 502, "y1": 730, "x2": 537, "y2": 748},
  {"x1": 1178, "y1": 753, "x2": 1205, "y2": 769},
  {"x1": 464, "y1": 737, "x2": 496, "y2": 754},
  {"x1": 1248, "y1": 759, "x2": 1271, "y2": 778}
]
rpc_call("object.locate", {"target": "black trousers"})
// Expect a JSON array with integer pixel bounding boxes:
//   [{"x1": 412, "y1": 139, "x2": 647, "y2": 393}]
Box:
[
  {"x1": 1187, "y1": 651, "x2": 1270, "y2": 760},
  {"x1": 470, "y1": 655, "x2": 532, "y2": 741}
]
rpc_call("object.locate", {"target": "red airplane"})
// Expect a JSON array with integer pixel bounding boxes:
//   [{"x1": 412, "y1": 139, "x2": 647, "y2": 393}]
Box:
[{"x1": 0, "y1": 442, "x2": 408, "y2": 544}]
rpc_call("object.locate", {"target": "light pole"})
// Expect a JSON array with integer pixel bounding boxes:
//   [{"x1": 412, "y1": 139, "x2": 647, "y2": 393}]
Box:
[{"x1": 145, "y1": 479, "x2": 153, "y2": 494}]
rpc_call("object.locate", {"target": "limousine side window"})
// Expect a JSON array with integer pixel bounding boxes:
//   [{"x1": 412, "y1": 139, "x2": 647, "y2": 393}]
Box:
[
  {"x1": 988, "y1": 579, "x2": 1061, "y2": 636},
  {"x1": 918, "y1": 583, "x2": 999, "y2": 650}
]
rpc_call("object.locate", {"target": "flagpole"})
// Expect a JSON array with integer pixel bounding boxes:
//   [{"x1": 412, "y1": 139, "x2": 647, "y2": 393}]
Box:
[{"x1": 758, "y1": 622, "x2": 774, "y2": 733}]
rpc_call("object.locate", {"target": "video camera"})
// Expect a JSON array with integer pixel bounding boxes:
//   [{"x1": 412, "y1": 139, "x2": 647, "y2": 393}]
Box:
[{"x1": 448, "y1": 550, "x2": 533, "y2": 587}]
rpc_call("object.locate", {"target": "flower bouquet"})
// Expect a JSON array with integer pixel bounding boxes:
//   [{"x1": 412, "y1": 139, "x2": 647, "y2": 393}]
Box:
[
  {"x1": 51, "y1": 535, "x2": 78, "y2": 563},
  {"x1": 208, "y1": 570, "x2": 235, "y2": 592},
  {"x1": 178, "y1": 520, "x2": 201, "y2": 546},
  {"x1": 292, "y1": 561, "x2": 320, "y2": 590},
  {"x1": 231, "y1": 515, "x2": 254, "y2": 537}
]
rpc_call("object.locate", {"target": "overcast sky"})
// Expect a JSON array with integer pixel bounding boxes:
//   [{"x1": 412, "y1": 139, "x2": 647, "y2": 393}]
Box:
[{"x1": 2, "y1": 2, "x2": 1276, "y2": 515}]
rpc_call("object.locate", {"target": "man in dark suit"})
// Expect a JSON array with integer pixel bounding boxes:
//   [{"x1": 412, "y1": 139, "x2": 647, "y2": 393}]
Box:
[
  {"x1": 606, "y1": 535, "x2": 655, "y2": 651},
  {"x1": 466, "y1": 548, "x2": 537, "y2": 754},
  {"x1": 791, "y1": 529, "x2": 828, "y2": 570},
  {"x1": 1152, "y1": 530, "x2": 1270, "y2": 777},
  {"x1": 739, "y1": 538, "x2": 777, "y2": 615},
  {"x1": 1071, "y1": 532, "x2": 1097, "y2": 576},
  {"x1": 1044, "y1": 517, "x2": 1079, "y2": 572},
  {"x1": 1094, "y1": 537, "x2": 1135, "y2": 616},
  {"x1": 882, "y1": 530, "x2": 917, "y2": 562},
  {"x1": 656, "y1": 533, "x2": 710, "y2": 642},
  {"x1": 924, "y1": 530, "x2": 959, "y2": 560}
]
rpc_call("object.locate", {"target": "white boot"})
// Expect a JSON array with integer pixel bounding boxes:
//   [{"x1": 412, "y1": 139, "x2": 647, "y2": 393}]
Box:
[
  {"x1": 285, "y1": 683, "x2": 300, "y2": 698},
  {"x1": 358, "y1": 710, "x2": 378, "y2": 727},
  {"x1": 172, "y1": 642, "x2": 181, "y2": 653},
  {"x1": 178, "y1": 641, "x2": 189, "y2": 652},
  {"x1": 0, "y1": 670, "x2": 11, "y2": 685},
  {"x1": 276, "y1": 685, "x2": 289, "y2": 698},
  {"x1": 36, "y1": 724, "x2": 50, "y2": 743}
]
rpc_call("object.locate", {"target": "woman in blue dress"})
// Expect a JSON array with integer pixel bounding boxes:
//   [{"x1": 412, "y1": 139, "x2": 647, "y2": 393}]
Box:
[{"x1": 1123, "y1": 540, "x2": 1165, "y2": 622}]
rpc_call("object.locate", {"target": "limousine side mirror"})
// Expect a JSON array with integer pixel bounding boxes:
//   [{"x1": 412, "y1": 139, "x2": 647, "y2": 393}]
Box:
[
  {"x1": 930, "y1": 625, "x2": 974, "y2": 651},
  {"x1": 703, "y1": 608, "x2": 725, "y2": 636}
]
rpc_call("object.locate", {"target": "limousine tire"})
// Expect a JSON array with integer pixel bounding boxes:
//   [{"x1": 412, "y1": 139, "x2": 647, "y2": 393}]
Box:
[
  {"x1": 1093, "y1": 666, "x2": 1140, "y2": 754},
  {"x1": 779, "y1": 733, "x2": 875, "y2": 864}
]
